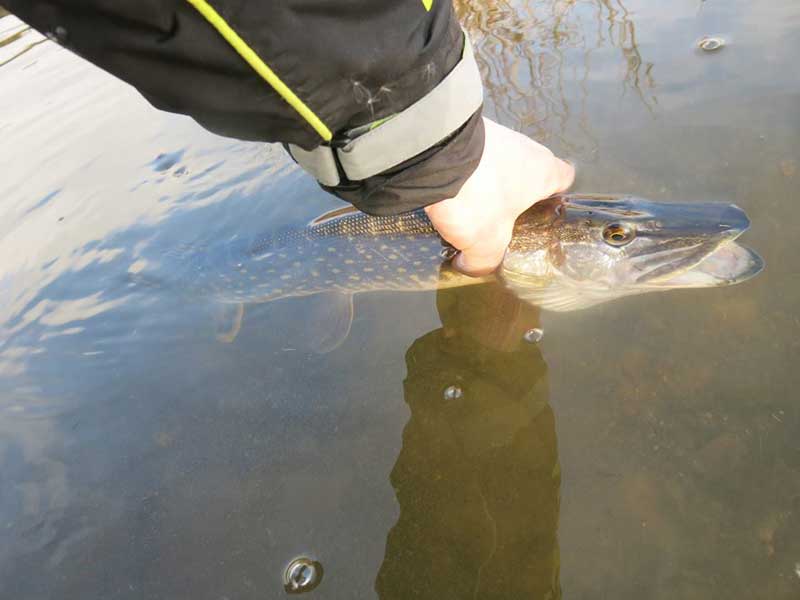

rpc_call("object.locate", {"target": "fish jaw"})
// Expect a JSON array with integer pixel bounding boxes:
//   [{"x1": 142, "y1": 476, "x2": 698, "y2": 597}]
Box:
[
  {"x1": 500, "y1": 240, "x2": 764, "y2": 312},
  {"x1": 501, "y1": 195, "x2": 763, "y2": 311},
  {"x1": 640, "y1": 241, "x2": 764, "y2": 289}
]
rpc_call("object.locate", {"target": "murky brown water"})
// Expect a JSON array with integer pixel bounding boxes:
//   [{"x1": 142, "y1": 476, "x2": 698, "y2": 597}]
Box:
[{"x1": 1, "y1": 1, "x2": 799, "y2": 598}]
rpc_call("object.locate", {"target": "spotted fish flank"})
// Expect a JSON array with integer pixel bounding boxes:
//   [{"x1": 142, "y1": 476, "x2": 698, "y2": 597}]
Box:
[
  {"x1": 175, "y1": 206, "x2": 483, "y2": 308},
  {"x1": 162, "y1": 194, "x2": 762, "y2": 333}
]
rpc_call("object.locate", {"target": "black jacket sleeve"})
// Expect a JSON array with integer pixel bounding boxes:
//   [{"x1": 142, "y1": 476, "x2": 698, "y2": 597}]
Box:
[{"x1": 4, "y1": 1, "x2": 484, "y2": 215}]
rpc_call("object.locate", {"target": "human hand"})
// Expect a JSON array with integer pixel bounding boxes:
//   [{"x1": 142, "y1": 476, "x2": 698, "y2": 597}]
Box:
[{"x1": 424, "y1": 118, "x2": 575, "y2": 276}]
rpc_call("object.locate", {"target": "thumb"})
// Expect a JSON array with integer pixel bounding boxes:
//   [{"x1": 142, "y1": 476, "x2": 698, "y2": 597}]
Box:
[
  {"x1": 547, "y1": 158, "x2": 576, "y2": 196},
  {"x1": 452, "y1": 221, "x2": 514, "y2": 276}
]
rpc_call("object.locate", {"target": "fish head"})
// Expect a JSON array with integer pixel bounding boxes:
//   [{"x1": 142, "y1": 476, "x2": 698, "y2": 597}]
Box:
[{"x1": 501, "y1": 194, "x2": 764, "y2": 311}]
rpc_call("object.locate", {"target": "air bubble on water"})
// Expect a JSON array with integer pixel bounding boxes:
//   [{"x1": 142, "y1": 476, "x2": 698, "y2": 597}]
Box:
[
  {"x1": 284, "y1": 557, "x2": 322, "y2": 594},
  {"x1": 698, "y1": 36, "x2": 725, "y2": 51},
  {"x1": 443, "y1": 385, "x2": 463, "y2": 401},
  {"x1": 523, "y1": 328, "x2": 544, "y2": 343}
]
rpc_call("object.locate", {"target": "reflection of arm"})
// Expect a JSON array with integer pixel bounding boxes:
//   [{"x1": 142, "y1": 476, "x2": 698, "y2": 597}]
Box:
[
  {"x1": 6, "y1": 1, "x2": 484, "y2": 215},
  {"x1": 376, "y1": 296, "x2": 560, "y2": 599}
]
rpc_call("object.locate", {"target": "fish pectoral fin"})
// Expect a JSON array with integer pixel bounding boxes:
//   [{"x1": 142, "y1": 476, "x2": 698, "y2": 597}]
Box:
[
  {"x1": 307, "y1": 292, "x2": 354, "y2": 354},
  {"x1": 505, "y1": 280, "x2": 613, "y2": 312},
  {"x1": 215, "y1": 302, "x2": 245, "y2": 343}
]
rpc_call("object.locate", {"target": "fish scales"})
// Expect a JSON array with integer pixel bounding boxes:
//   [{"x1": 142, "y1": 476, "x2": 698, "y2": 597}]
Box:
[
  {"x1": 201, "y1": 209, "x2": 470, "y2": 304},
  {"x1": 163, "y1": 194, "x2": 762, "y2": 313}
]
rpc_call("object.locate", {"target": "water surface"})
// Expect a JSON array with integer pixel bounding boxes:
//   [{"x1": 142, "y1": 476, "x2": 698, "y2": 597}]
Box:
[{"x1": 1, "y1": 1, "x2": 799, "y2": 598}]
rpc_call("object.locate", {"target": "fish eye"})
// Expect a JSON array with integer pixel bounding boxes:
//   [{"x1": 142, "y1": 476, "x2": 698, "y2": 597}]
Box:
[{"x1": 603, "y1": 223, "x2": 636, "y2": 246}]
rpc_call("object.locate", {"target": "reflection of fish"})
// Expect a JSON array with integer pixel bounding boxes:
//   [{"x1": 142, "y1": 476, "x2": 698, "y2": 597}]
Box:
[{"x1": 165, "y1": 193, "x2": 762, "y2": 343}]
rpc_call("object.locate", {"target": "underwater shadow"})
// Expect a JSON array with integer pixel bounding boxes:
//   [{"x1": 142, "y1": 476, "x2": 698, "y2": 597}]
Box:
[{"x1": 377, "y1": 281, "x2": 562, "y2": 599}]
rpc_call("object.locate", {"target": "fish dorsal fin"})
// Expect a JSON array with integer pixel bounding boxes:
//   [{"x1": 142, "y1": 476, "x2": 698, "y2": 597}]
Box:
[
  {"x1": 309, "y1": 206, "x2": 362, "y2": 226},
  {"x1": 307, "y1": 292, "x2": 355, "y2": 354}
]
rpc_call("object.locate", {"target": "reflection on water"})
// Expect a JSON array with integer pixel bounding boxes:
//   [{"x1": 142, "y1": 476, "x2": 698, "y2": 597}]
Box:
[
  {"x1": 378, "y1": 283, "x2": 560, "y2": 599},
  {"x1": 0, "y1": 19, "x2": 44, "y2": 67},
  {"x1": 455, "y1": 0, "x2": 657, "y2": 158},
  {"x1": 2, "y1": 0, "x2": 800, "y2": 598}
]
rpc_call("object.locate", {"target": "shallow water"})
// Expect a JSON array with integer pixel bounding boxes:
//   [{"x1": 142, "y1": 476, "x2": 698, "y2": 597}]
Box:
[{"x1": 1, "y1": 1, "x2": 799, "y2": 598}]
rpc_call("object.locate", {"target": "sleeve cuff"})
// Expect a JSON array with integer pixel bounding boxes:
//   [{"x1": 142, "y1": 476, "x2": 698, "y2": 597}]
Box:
[
  {"x1": 323, "y1": 108, "x2": 485, "y2": 215},
  {"x1": 287, "y1": 30, "x2": 486, "y2": 214}
]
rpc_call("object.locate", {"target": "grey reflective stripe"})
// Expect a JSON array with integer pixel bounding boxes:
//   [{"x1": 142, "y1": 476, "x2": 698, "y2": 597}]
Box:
[
  {"x1": 287, "y1": 141, "x2": 341, "y2": 187},
  {"x1": 288, "y1": 31, "x2": 482, "y2": 186}
]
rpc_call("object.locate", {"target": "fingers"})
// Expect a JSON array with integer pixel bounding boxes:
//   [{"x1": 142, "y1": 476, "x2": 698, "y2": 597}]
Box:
[
  {"x1": 426, "y1": 197, "x2": 512, "y2": 276},
  {"x1": 452, "y1": 223, "x2": 513, "y2": 276},
  {"x1": 425, "y1": 118, "x2": 577, "y2": 278},
  {"x1": 447, "y1": 157, "x2": 573, "y2": 277}
]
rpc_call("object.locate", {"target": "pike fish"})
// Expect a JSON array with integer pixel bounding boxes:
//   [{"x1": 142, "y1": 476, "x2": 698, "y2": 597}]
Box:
[{"x1": 167, "y1": 193, "x2": 763, "y2": 346}]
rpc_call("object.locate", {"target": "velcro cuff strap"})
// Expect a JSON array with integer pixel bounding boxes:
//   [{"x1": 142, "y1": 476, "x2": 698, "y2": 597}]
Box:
[
  {"x1": 287, "y1": 142, "x2": 341, "y2": 187},
  {"x1": 288, "y1": 31, "x2": 483, "y2": 187}
]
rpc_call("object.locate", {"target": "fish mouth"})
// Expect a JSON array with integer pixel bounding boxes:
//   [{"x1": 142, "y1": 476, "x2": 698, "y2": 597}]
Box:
[
  {"x1": 503, "y1": 196, "x2": 764, "y2": 310},
  {"x1": 626, "y1": 202, "x2": 761, "y2": 287},
  {"x1": 642, "y1": 241, "x2": 764, "y2": 288}
]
